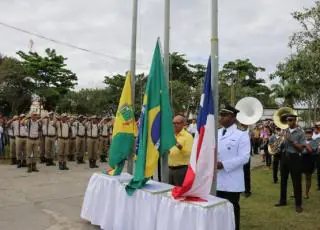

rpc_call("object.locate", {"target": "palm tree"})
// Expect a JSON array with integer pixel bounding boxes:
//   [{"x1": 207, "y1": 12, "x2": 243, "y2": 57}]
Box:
[{"x1": 271, "y1": 79, "x2": 303, "y2": 108}]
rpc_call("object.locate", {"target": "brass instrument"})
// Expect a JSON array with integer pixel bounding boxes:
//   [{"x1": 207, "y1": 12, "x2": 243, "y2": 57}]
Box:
[
  {"x1": 273, "y1": 107, "x2": 297, "y2": 129},
  {"x1": 235, "y1": 97, "x2": 263, "y2": 125},
  {"x1": 268, "y1": 134, "x2": 284, "y2": 155}
]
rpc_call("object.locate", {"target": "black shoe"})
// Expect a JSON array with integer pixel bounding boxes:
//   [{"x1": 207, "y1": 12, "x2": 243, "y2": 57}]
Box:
[
  {"x1": 27, "y1": 164, "x2": 32, "y2": 173},
  {"x1": 317, "y1": 187, "x2": 320, "y2": 191},
  {"x1": 275, "y1": 203, "x2": 287, "y2": 207},
  {"x1": 296, "y1": 206, "x2": 303, "y2": 213},
  {"x1": 273, "y1": 180, "x2": 278, "y2": 184},
  {"x1": 68, "y1": 155, "x2": 75, "y2": 162},
  {"x1": 46, "y1": 159, "x2": 56, "y2": 166},
  {"x1": 100, "y1": 155, "x2": 107, "y2": 163},
  {"x1": 22, "y1": 160, "x2": 27, "y2": 167},
  {"x1": 59, "y1": 162, "x2": 64, "y2": 170},
  {"x1": 32, "y1": 163, "x2": 39, "y2": 172},
  {"x1": 40, "y1": 156, "x2": 46, "y2": 163},
  {"x1": 11, "y1": 158, "x2": 17, "y2": 165},
  {"x1": 63, "y1": 162, "x2": 69, "y2": 170},
  {"x1": 17, "y1": 160, "x2": 22, "y2": 168},
  {"x1": 93, "y1": 160, "x2": 99, "y2": 168},
  {"x1": 244, "y1": 192, "x2": 251, "y2": 198}
]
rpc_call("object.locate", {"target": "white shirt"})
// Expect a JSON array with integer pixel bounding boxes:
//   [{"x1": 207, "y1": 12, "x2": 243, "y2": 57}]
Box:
[
  {"x1": 43, "y1": 119, "x2": 56, "y2": 136},
  {"x1": 57, "y1": 122, "x2": 70, "y2": 138},
  {"x1": 312, "y1": 132, "x2": 320, "y2": 140},
  {"x1": 87, "y1": 123, "x2": 99, "y2": 137},
  {"x1": 187, "y1": 123, "x2": 197, "y2": 134},
  {"x1": 100, "y1": 124, "x2": 110, "y2": 136},
  {"x1": 74, "y1": 121, "x2": 86, "y2": 136},
  {"x1": 217, "y1": 124, "x2": 250, "y2": 192},
  {"x1": 28, "y1": 120, "x2": 41, "y2": 138}
]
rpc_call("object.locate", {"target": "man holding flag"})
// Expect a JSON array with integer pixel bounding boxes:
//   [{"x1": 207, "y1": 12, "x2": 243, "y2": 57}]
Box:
[{"x1": 217, "y1": 105, "x2": 251, "y2": 230}]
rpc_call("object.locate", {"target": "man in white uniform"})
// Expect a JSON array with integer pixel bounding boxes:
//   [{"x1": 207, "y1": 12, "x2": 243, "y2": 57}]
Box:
[{"x1": 216, "y1": 105, "x2": 250, "y2": 230}]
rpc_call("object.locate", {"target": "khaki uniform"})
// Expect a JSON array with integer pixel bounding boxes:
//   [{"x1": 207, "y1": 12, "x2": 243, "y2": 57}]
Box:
[
  {"x1": 74, "y1": 121, "x2": 86, "y2": 160},
  {"x1": 8, "y1": 124, "x2": 16, "y2": 159},
  {"x1": 26, "y1": 120, "x2": 41, "y2": 164},
  {"x1": 13, "y1": 120, "x2": 28, "y2": 161},
  {"x1": 43, "y1": 119, "x2": 57, "y2": 160},
  {"x1": 57, "y1": 121, "x2": 70, "y2": 162},
  {"x1": 99, "y1": 123, "x2": 112, "y2": 158},
  {"x1": 86, "y1": 122, "x2": 99, "y2": 160},
  {"x1": 69, "y1": 123, "x2": 77, "y2": 159}
]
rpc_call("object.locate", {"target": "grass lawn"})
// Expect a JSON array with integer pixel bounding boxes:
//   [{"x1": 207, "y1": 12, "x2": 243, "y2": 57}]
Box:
[{"x1": 241, "y1": 167, "x2": 320, "y2": 230}]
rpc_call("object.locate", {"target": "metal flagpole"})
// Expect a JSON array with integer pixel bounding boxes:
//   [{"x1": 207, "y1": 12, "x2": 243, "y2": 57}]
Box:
[
  {"x1": 161, "y1": 0, "x2": 170, "y2": 183},
  {"x1": 210, "y1": 0, "x2": 219, "y2": 196},
  {"x1": 127, "y1": 0, "x2": 138, "y2": 175}
]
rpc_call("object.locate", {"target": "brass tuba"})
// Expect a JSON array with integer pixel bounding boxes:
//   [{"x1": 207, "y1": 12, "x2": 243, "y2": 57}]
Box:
[
  {"x1": 273, "y1": 107, "x2": 297, "y2": 129},
  {"x1": 235, "y1": 97, "x2": 263, "y2": 125}
]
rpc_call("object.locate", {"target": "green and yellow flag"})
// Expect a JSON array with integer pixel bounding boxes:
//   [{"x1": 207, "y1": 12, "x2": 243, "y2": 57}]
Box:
[
  {"x1": 125, "y1": 39, "x2": 176, "y2": 195},
  {"x1": 107, "y1": 72, "x2": 136, "y2": 176}
]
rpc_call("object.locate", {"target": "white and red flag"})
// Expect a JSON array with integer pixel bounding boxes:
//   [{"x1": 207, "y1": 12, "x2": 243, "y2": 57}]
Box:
[{"x1": 172, "y1": 58, "x2": 215, "y2": 201}]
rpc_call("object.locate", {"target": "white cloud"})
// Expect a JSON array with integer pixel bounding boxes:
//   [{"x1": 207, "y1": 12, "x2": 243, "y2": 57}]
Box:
[{"x1": 0, "y1": 0, "x2": 315, "y2": 89}]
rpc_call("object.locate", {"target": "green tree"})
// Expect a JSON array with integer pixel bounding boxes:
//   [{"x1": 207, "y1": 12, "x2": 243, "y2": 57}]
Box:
[
  {"x1": 219, "y1": 59, "x2": 270, "y2": 106},
  {"x1": 0, "y1": 56, "x2": 33, "y2": 116},
  {"x1": 16, "y1": 48, "x2": 78, "y2": 111}
]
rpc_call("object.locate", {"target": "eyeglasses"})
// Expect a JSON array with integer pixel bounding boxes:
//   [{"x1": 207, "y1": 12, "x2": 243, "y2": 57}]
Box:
[
  {"x1": 287, "y1": 118, "x2": 295, "y2": 122},
  {"x1": 173, "y1": 121, "x2": 182, "y2": 125}
]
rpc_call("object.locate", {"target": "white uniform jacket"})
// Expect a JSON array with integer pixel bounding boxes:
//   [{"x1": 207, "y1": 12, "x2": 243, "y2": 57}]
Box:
[{"x1": 217, "y1": 124, "x2": 250, "y2": 192}]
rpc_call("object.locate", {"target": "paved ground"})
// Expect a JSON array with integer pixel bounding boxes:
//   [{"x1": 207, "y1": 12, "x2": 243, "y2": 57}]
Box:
[
  {"x1": 0, "y1": 161, "x2": 103, "y2": 230},
  {"x1": 0, "y1": 155, "x2": 263, "y2": 230}
]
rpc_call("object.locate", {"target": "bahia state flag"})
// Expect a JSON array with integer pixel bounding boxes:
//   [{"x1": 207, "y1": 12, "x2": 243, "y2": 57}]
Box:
[
  {"x1": 172, "y1": 58, "x2": 215, "y2": 201},
  {"x1": 107, "y1": 72, "x2": 136, "y2": 176},
  {"x1": 125, "y1": 39, "x2": 176, "y2": 195}
]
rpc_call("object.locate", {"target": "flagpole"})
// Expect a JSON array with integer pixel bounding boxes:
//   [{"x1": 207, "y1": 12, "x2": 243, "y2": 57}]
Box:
[
  {"x1": 161, "y1": 0, "x2": 170, "y2": 183},
  {"x1": 128, "y1": 0, "x2": 138, "y2": 175},
  {"x1": 210, "y1": 0, "x2": 219, "y2": 196}
]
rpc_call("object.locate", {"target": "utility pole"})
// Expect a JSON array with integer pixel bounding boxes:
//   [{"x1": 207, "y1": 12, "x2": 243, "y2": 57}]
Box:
[
  {"x1": 127, "y1": 0, "x2": 138, "y2": 174},
  {"x1": 210, "y1": 0, "x2": 219, "y2": 196}
]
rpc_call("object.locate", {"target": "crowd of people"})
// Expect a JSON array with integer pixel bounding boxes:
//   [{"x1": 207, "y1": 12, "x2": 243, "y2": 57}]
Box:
[
  {"x1": 1, "y1": 107, "x2": 320, "y2": 230},
  {"x1": 0, "y1": 112, "x2": 113, "y2": 172}
]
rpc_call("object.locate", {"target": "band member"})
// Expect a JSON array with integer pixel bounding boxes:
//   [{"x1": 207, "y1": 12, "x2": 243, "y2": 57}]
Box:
[
  {"x1": 269, "y1": 127, "x2": 283, "y2": 183},
  {"x1": 99, "y1": 116, "x2": 112, "y2": 163},
  {"x1": 313, "y1": 122, "x2": 320, "y2": 191},
  {"x1": 25, "y1": 112, "x2": 42, "y2": 173},
  {"x1": 301, "y1": 128, "x2": 317, "y2": 199},
  {"x1": 275, "y1": 113, "x2": 304, "y2": 213},
  {"x1": 187, "y1": 119, "x2": 197, "y2": 137},
  {"x1": 56, "y1": 114, "x2": 70, "y2": 170},
  {"x1": 217, "y1": 105, "x2": 250, "y2": 230},
  {"x1": 86, "y1": 116, "x2": 99, "y2": 168},
  {"x1": 261, "y1": 125, "x2": 272, "y2": 168},
  {"x1": 6, "y1": 115, "x2": 18, "y2": 165}
]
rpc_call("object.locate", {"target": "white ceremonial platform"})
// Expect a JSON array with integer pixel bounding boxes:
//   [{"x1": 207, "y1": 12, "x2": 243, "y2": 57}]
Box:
[{"x1": 81, "y1": 173, "x2": 235, "y2": 230}]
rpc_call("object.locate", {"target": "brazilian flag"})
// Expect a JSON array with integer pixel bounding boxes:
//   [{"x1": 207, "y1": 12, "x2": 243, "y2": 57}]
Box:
[
  {"x1": 108, "y1": 72, "x2": 136, "y2": 176},
  {"x1": 126, "y1": 39, "x2": 176, "y2": 195}
]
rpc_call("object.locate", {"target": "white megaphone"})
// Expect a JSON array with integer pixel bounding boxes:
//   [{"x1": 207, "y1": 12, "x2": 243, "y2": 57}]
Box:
[{"x1": 235, "y1": 97, "x2": 263, "y2": 125}]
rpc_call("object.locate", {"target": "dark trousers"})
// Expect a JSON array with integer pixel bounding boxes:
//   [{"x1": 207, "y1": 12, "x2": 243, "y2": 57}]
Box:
[
  {"x1": 168, "y1": 166, "x2": 188, "y2": 186},
  {"x1": 280, "y1": 153, "x2": 302, "y2": 207},
  {"x1": 264, "y1": 144, "x2": 272, "y2": 167},
  {"x1": 243, "y1": 158, "x2": 251, "y2": 193},
  {"x1": 253, "y1": 138, "x2": 260, "y2": 154},
  {"x1": 316, "y1": 155, "x2": 320, "y2": 188},
  {"x1": 273, "y1": 154, "x2": 281, "y2": 183},
  {"x1": 217, "y1": 191, "x2": 241, "y2": 230}
]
